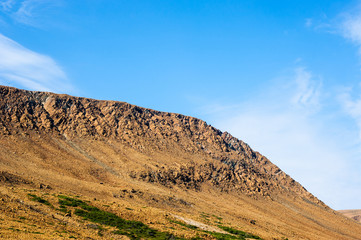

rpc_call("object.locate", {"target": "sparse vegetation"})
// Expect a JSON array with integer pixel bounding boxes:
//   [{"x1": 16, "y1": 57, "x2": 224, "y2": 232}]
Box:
[
  {"x1": 58, "y1": 195, "x2": 184, "y2": 240},
  {"x1": 206, "y1": 230, "x2": 263, "y2": 240},
  {"x1": 170, "y1": 220, "x2": 199, "y2": 230},
  {"x1": 212, "y1": 215, "x2": 223, "y2": 221},
  {"x1": 58, "y1": 204, "x2": 69, "y2": 213},
  {"x1": 218, "y1": 225, "x2": 262, "y2": 240},
  {"x1": 170, "y1": 218, "x2": 262, "y2": 240},
  {"x1": 27, "y1": 194, "x2": 52, "y2": 207},
  {"x1": 8, "y1": 227, "x2": 20, "y2": 232},
  {"x1": 10, "y1": 191, "x2": 264, "y2": 240},
  {"x1": 200, "y1": 212, "x2": 210, "y2": 223}
]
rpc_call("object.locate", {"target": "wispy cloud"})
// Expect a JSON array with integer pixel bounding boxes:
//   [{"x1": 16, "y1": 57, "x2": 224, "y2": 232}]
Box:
[
  {"x1": 208, "y1": 68, "x2": 325, "y2": 157},
  {"x1": 339, "y1": 86, "x2": 361, "y2": 141},
  {"x1": 291, "y1": 67, "x2": 322, "y2": 112},
  {"x1": 0, "y1": 0, "x2": 63, "y2": 27},
  {"x1": 195, "y1": 68, "x2": 360, "y2": 209},
  {"x1": 305, "y1": 18, "x2": 313, "y2": 28},
  {"x1": 340, "y1": 13, "x2": 361, "y2": 53},
  {"x1": 0, "y1": 34, "x2": 73, "y2": 93},
  {"x1": 336, "y1": 4, "x2": 361, "y2": 145},
  {"x1": 303, "y1": 12, "x2": 334, "y2": 33},
  {"x1": 0, "y1": 0, "x2": 15, "y2": 12}
]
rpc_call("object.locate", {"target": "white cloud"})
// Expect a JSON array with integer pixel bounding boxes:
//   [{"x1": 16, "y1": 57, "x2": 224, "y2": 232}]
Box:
[
  {"x1": 0, "y1": 34, "x2": 73, "y2": 93},
  {"x1": 197, "y1": 68, "x2": 360, "y2": 210}
]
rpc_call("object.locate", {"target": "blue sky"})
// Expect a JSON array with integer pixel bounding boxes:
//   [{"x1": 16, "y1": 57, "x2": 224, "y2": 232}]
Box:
[{"x1": 1, "y1": 0, "x2": 361, "y2": 210}]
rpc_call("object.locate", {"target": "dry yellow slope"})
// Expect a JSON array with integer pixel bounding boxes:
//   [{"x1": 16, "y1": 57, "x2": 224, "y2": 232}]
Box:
[
  {"x1": 339, "y1": 210, "x2": 361, "y2": 223},
  {"x1": 0, "y1": 85, "x2": 361, "y2": 240}
]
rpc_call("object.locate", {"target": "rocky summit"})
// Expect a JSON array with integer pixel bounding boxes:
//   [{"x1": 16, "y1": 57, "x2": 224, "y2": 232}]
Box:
[{"x1": 0, "y1": 85, "x2": 360, "y2": 240}]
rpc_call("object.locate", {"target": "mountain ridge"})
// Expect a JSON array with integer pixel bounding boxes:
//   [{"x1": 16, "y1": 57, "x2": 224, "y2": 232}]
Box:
[
  {"x1": 0, "y1": 85, "x2": 319, "y2": 202},
  {"x1": 0, "y1": 85, "x2": 360, "y2": 240}
]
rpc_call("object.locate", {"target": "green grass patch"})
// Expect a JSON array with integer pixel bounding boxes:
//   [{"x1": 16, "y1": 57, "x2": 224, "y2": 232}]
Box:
[
  {"x1": 8, "y1": 227, "x2": 21, "y2": 232},
  {"x1": 27, "y1": 194, "x2": 52, "y2": 207},
  {"x1": 212, "y1": 215, "x2": 223, "y2": 221},
  {"x1": 170, "y1": 220, "x2": 198, "y2": 230},
  {"x1": 217, "y1": 225, "x2": 262, "y2": 240},
  {"x1": 206, "y1": 231, "x2": 240, "y2": 240},
  {"x1": 57, "y1": 205, "x2": 70, "y2": 213},
  {"x1": 56, "y1": 195, "x2": 262, "y2": 240},
  {"x1": 200, "y1": 213, "x2": 210, "y2": 219},
  {"x1": 58, "y1": 195, "x2": 184, "y2": 240},
  {"x1": 170, "y1": 218, "x2": 262, "y2": 240}
]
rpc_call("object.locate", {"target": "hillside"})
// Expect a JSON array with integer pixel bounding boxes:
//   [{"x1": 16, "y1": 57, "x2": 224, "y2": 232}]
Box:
[
  {"x1": 339, "y1": 209, "x2": 361, "y2": 223},
  {"x1": 0, "y1": 85, "x2": 360, "y2": 239}
]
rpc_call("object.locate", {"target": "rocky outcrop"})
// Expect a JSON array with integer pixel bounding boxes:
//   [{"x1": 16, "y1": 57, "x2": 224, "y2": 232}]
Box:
[
  {"x1": 0, "y1": 171, "x2": 30, "y2": 185},
  {"x1": 352, "y1": 215, "x2": 361, "y2": 222},
  {"x1": 0, "y1": 85, "x2": 323, "y2": 206}
]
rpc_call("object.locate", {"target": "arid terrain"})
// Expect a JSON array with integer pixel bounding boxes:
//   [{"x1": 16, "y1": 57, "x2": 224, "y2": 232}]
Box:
[
  {"x1": 0, "y1": 85, "x2": 361, "y2": 239},
  {"x1": 339, "y1": 209, "x2": 361, "y2": 223}
]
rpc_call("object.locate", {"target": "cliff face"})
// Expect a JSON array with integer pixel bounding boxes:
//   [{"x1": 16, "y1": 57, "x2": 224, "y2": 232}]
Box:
[
  {"x1": 1, "y1": 85, "x2": 360, "y2": 240},
  {"x1": 0, "y1": 85, "x2": 316, "y2": 202}
]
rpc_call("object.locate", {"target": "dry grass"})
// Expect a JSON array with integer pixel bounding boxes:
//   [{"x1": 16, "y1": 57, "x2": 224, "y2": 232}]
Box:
[
  {"x1": 0, "y1": 133, "x2": 361, "y2": 240},
  {"x1": 338, "y1": 209, "x2": 361, "y2": 223}
]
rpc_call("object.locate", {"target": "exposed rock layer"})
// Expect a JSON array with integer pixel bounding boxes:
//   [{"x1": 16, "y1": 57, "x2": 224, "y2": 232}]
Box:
[{"x1": 0, "y1": 86, "x2": 317, "y2": 202}]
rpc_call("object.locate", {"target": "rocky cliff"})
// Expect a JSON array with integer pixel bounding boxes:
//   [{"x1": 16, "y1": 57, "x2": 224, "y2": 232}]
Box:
[{"x1": 0, "y1": 85, "x2": 318, "y2": 202}]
